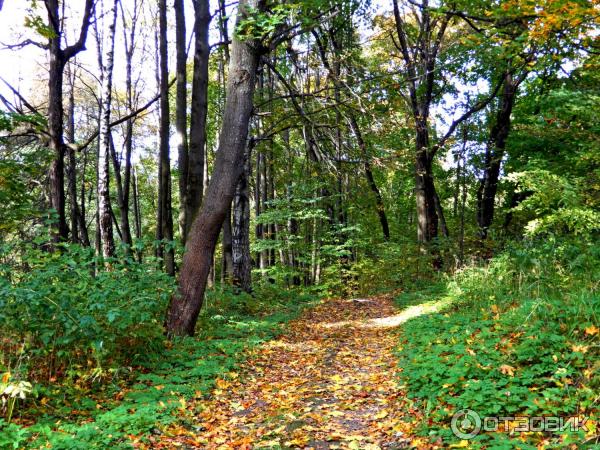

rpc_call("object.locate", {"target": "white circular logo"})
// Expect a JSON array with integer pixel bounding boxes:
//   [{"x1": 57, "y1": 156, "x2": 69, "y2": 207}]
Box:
[{"x1": 451, "y1": 409, "x2": 482, "y2": 439}]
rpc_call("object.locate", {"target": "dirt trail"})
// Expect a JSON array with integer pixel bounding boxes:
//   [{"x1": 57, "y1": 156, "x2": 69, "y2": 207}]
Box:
[{"x1": 164, "y1": 295, "x2": 422, "y2": 449}]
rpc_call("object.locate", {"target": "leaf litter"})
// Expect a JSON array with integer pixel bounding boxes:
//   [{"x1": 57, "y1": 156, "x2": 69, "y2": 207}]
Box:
[{"x1": 150, "y1": 295, "x2": 430, "y2": 449}]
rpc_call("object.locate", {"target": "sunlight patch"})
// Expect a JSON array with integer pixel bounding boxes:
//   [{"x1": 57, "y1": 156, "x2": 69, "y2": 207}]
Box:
[{"x1": 319, "y1": 298, "x2": 451, "y2": 330}]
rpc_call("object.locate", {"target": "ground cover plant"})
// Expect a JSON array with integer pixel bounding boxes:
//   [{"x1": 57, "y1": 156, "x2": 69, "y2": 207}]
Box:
[{"x1": 395, "y1": 239, "x2": 600, "y2": 448}]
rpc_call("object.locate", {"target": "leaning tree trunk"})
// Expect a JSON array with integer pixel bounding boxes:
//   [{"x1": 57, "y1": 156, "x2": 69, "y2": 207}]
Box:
[
  {"x1": 165, "y1": 0, "x2": 262, "y2": 337},
  {"x1": 348, "y1": 115, "x2": 390, "y2": 241},
  {"x1": 97, "y1": 0, "x2": 119, "y2": 259},
  {"x1": 477, "y1": 72, "x2": 518, "y2": 240},
  {"x1": 232, "y1": 143, "x2": 252, "y2": 293},
  {"x1": 184, "y1": 0, "x2": 211, "y2": 240}
]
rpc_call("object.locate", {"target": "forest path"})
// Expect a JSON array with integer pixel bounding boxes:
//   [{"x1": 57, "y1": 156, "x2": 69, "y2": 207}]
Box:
[{"x1": 166, "y1": 295, "x2": 421, "y2": 449}]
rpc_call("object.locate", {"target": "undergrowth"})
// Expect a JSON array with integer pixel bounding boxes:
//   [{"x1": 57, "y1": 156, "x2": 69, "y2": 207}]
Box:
[
  {"x1": 0, "y1": 244, "x2": 317, "y2": 449},
  {"x1": 395, "y1": 237, "x2": 600, "y2": 449}
]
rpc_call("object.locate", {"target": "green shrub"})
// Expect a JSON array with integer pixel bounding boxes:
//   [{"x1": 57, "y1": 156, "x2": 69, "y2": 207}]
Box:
[{"x1": 0, "y1": 243, "x2": 176, "y2": 381}]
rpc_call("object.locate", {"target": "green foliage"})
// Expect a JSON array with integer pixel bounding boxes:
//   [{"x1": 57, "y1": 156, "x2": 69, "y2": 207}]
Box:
[
  {"x1": 0, "y1": 255, "x2": 317, "y2": 448},
  {"x1": 0, "y1": 243, "x2": 176, "y2": 378},
  {"x1": 0, "y1": 111, "x2": 46, "y2": 133},
  {"x1": 0, "y1": 139, "x2": 49, "y2": 237},
  {"x1": 507, "y1": 169, "x2": 600, "y2": 237},
  {"x1": 235, "y1": 4, "x2": 296, "y2": 41},
  {"x1": 395, "y1": 238, "x2": 600, "y2": 448}
]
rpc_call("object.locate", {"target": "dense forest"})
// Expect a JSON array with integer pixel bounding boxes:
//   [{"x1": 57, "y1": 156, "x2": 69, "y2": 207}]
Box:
[{"x1": 0, "y1": 0, "x2": 599, "y2": 448}]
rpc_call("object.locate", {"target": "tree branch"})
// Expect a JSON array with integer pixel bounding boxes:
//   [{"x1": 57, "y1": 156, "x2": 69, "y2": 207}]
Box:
[
  {"x1": 71, "y1": 77, "x2": 176, "y2": 151},
  {"x1": 63, "y1": 0, "x2": 96, "y2": 61},
  {"x1": 0, "y1": 39, "x2": 48, "y2": 50},
  {"x1": 433, "y1": 78, "x2": 504, "y2": 155}
]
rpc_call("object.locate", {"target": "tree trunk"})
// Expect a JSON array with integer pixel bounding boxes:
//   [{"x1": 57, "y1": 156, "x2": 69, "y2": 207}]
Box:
[
  {"x1": 348, "y1": 115, "x2": 390, "y2": 241},
  {"x1": 165, "y1": 0, "x2": 262, "y2": 336},
  {"x1": 477, "y1": 72, "x2": 518, "y2": 240},
  {"x1": 45, "y1": 0, "x2": 94, "y2": 243},
  {"x1": 175, "y1": 0, "x2": 189, "y2": 242},
  {"x1": 66, "y1": 66, "x2": 81, "y2": 244},
  {"x1": 157, "y1": 0, "x2": 175, "y2": 275},
  {"x1": 221, "y1": 205, "x2": 234, "y2": 283},
  {"x1": 434, "y1": 189, "x2": 449, "y2": 238},
  {"x1": 78, "y1": 143, "x2": 91, "y2": 247},
  {"x1": 414, "y1": 124, "x2": 438, "y2": 244},
  {"x1": 97, "y1": 0, "x2": 119, "y2": 259},
  {"x1": 47, "y1": 38, "x2": 68, "y2": 241},
  {"x1": 232, "y1": 143, "x2": 252, "y2": 293},
  {"x1": 117, "y1": 0, "x2": 139, "y2": 254},
  {"x1": 261, "y1": 147, "x2": 270, "y2": 268},
  {"x1": 283, "y1": 129, "x2": 300, "y2": 285},
  {"x1": 132, "y1": 165, "x2": 143, "y2": 262},
  {"x1": 255, "y1": 150, "x2": 265, "y2": 270},
  {"x1": 184, "y1": 0, "x2": 211, "y2": 240},
  {"x1": 109, "y1": 134, "x2": 132, "y2": 250}
]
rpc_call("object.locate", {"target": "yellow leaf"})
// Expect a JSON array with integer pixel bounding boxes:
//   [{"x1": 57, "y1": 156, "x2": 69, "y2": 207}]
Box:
[
  {"x1": 572, "y1": 344, "x2": 589, "y2": 353},
  {"x1": 331, "y1": 374, "x2": 345, "y2": 383},
  {"x1": 215, "y1": 378, "x2": 230, "y2": 389},
  {"x1": 256, "y1": 440, "x2": 280, "y2": 447},
  {"x1": 585, "y1": 325, "x2": 599, "y2": 336},
  {"x1": 285, "y1": 436, "x2": 309, "y2": 446},
  {"x1": 499, "y1": 364, "x2": 516, "y2": 376},
  {"x1": 374, "y1": 410, "x2": 389, "y2": 419}
]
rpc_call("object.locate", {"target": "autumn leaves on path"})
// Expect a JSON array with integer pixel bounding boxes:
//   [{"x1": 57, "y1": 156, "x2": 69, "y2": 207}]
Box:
[{"x1": 176, "y1": 295, "x2": 418, "y2": 449}]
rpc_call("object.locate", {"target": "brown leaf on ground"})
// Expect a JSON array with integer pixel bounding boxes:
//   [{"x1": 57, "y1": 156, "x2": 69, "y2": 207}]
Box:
[{"x1": 144, "y1": 295, "x2": 437, "y2": 449}]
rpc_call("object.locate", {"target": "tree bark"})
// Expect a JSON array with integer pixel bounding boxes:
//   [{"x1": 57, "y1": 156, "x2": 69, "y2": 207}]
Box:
[
  {"x1": 45, "y1": 0, "x2": 94, "y2": 243},
  {"x1": 184, "y1": 0, "x2": 211, "y2": 240},
  {"x1": 98, "y1": 0, "x2": 119, "y2": 259},
  {"x1": 66, "y1": 65, "x2": 87, "y2": 245},
  {"x1": 157, "y1": 0, "x2": 175, "y2": 275},
  {"x1": 255, "y1": 150, "x2": 265, "y2": 270},
  {"x1": 174, "y1": 0, "x2": 189, "y2": 242},
  {"x1": 414, "y1": 125, "x2": 438, "y2": 244},
  {"x1": 434, "y1": 190, "x2": 449, "y2": 238},
  {"x1": 46, "y1": 12, "x2": 68, "y2": 243},
  {"x1": 132, "y1": 165, "x2": 143, "y2": 262},
  {"x1": 165, "y1": 0, "x2": 262, "y2": 337},
  {"x1": 477, "y1": 71, "x2": 518, "y2": 240},
  {"x1": 221, "y1": 205, "x2": 234, "y2": 283},
  {"x1": 232, "y1": 143, "x2": 252, "y2": 293}
]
